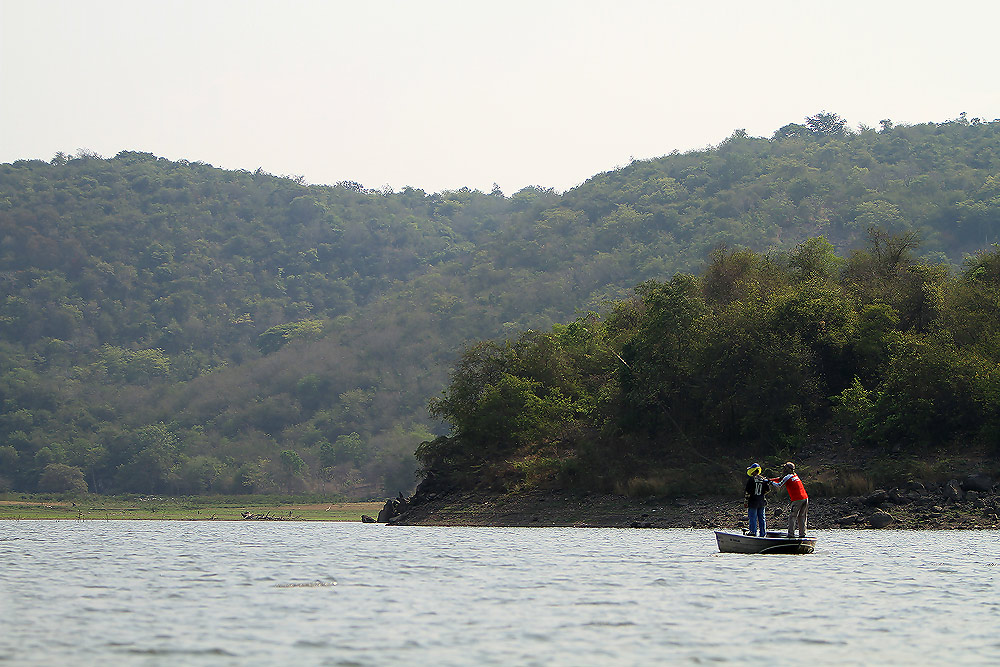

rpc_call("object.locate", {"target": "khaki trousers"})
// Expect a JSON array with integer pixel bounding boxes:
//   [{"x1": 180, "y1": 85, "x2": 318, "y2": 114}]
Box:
[{"x1": 787, "y1": 498, "x2": 808, "y2": 537}]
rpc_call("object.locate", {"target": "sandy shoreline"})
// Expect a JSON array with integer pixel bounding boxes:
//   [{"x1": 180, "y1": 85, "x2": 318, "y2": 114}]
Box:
[{"x1": 389, "y1": 490, "x2": 1000, "y2": 530}]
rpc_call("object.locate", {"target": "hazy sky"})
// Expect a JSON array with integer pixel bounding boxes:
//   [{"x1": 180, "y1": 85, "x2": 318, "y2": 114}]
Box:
[{"x1": 3, "y1": 1, "x2": 999, "y2": 195}]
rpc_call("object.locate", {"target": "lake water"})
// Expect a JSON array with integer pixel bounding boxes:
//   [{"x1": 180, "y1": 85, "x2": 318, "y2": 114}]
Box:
[{"x1": 1, "y1": 522, "x2": 998, "y2": 666}]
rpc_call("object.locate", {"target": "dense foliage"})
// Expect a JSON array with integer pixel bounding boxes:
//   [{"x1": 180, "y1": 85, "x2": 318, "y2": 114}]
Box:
[
  {"x1": 2, "y1": 113, "x2": 999, "y2": 497},
  {"x1": 418, "y1": 234, "x2": 1000, "y2": 497}
]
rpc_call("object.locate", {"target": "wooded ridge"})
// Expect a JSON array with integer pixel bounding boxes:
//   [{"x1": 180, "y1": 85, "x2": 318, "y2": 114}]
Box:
[{"x1": 1, "y1": 112, "x2": 998, "y2": 498}]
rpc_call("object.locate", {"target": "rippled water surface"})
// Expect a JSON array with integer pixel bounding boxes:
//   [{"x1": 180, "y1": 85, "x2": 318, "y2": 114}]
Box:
[{"x1": 1, "y1": 522, "x2": 998, "y2": 665}]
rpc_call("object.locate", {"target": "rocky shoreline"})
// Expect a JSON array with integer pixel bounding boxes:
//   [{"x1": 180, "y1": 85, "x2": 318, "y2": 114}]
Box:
[{"x1": 380, "y1": 475, "x2": 1000, "y2": 530}]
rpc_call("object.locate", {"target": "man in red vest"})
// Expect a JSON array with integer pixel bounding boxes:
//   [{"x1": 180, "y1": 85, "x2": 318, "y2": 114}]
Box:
[{"x1": 771, "y1": 461, "x2": 808, "y2": 538}]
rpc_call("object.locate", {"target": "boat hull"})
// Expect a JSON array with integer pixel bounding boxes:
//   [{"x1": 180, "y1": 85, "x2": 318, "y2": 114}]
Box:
[{"x1": 715, "y1": 531, "x2": 816, "y2": 554}]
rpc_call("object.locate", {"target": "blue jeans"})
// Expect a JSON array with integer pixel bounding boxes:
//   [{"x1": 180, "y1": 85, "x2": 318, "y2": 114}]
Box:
[{"x1": 748, "y1": 507, "x2": 766, "y2": 536}]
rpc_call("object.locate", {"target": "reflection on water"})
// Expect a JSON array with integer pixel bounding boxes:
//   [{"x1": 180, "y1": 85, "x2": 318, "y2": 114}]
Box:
[{"x1": 1, "y1": 522, "x2": 998, "y2": 665}]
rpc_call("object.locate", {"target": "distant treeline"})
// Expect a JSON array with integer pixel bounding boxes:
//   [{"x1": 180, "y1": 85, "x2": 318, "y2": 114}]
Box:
[
  {"x1": 1, "y1": 112, "x2": 999, "y2": 497},
  {"x1": 417, "y1": 233, "x2": 1000, "y2": 497}
]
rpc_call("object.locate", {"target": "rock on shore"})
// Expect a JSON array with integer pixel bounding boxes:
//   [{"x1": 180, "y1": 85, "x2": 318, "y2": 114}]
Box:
[{"x1": 387, "y1": 478, "x2": 999, "y2": 530}]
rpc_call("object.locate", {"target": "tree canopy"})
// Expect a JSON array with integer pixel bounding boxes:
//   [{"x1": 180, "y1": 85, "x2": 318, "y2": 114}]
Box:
[
  {"x1": 2, "y1": 114, "x2": 999, "y2": 497},
  {"x1": 419, "y1": 235, "x2": 1000, "y2": 497}
]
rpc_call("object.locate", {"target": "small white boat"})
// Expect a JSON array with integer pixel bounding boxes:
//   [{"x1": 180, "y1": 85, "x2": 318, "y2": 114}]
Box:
[{"x1": 715, "y1": 530, "x2": 816, "y2": 554}]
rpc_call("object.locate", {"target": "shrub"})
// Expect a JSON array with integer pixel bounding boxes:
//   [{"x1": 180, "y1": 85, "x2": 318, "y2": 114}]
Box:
[{"x1": 37, "y1": 463, "x2": 88, "y2": 494}]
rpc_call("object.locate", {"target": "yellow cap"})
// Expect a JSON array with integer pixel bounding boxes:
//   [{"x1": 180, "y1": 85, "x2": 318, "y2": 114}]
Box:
[{"x1": 746, "y1": 464, "x2": 761, "y2": 476}]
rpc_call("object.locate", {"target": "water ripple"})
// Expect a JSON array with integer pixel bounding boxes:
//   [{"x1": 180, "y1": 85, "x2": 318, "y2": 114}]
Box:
[{"x1": 2, "y1": 523, "x2": 999, "y2": 665}]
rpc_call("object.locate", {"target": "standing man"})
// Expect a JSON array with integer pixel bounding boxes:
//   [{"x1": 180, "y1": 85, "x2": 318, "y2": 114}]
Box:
[
  {"x1": 771, "y1": 462, "x2": 808, "y2": 538},
  {"x1": 744, "y1": 463, "x2": 770, "y2": 537}
]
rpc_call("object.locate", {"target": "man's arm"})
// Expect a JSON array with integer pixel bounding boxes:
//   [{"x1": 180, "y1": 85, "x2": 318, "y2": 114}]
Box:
[{"x1": 771, "y1": 474, "x2": 793, "y2": 490}]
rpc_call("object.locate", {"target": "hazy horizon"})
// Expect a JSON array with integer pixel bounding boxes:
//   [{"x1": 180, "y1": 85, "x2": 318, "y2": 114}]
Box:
[{"x1": 3, "y1": 0, "x2": 999, "y2": 195}]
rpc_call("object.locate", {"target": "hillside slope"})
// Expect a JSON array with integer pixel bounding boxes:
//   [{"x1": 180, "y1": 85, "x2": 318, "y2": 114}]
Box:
[{"x1": 2, "y1": 113, "x2": 999, "y2": 497}]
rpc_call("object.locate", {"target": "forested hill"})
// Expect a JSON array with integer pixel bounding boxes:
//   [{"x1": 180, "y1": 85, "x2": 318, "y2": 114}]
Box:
[{"x1": 2, "y1": 113, "x2": 999, "y2": 498}]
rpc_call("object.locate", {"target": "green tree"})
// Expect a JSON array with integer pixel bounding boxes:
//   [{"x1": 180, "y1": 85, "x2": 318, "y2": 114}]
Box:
[
  {"x1": 332, "y1": 432, "x2": 368, "y2": 466},
  {"x1": 174, "y1": 455, "x2": 223, "y2": 494},
  {"x1": 787, "y1": 237, "x2": 843, "y2": 282},
  {"x1": 806, "y1": 111, "x2": 849, "y2": 136},
  {"x1": 280, "y1": 449, "x2": 306, "y2": 476},
  {"x1": 37, "y1": 463, "x2": 88, "y2": 493},
  {"x1": 853, "y1": 200, "x2": 904, "y2": 232},
  {"x1": 257, "y1": 319, "x2": 325, "y2": 354},
  {"x1": 125, "y1": 348, "x2": 171, "y2": 383}
]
